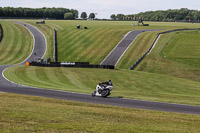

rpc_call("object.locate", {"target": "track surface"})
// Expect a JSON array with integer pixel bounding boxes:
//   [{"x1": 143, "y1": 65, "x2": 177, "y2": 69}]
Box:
[
  {"x1": 0, "y1": 22, "x2": 200, "y2": 115},
  {"x1": 101, "y1": 29, "x2": 161, "y2": 66}
]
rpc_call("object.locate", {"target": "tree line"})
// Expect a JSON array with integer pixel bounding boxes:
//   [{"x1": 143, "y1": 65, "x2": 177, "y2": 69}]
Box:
[
  {"x1": 111, "y1": 8, "x2": 200, "y2": 22},
  {"x1": 80, "y1": 12, "x2": 96, "y2": 20},
  {"x1": 0, "y1": 7, "x2": 98, "y2": 20},
  {"x1": 0, "y1": 7, "x2": 78, "y2": 19}
]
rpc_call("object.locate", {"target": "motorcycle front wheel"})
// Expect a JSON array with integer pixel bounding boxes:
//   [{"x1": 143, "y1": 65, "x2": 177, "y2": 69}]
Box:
[{"x1": 92, "y1": 91, "x2": 96, "y2": 97}]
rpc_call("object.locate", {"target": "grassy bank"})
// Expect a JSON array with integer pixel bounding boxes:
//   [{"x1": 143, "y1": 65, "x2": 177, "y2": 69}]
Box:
[
  {"x1": 117, "y1": 31, "x2": 159, "y2": 69},
  {"x1": 0, "y1": 93, "x2": 200, "y2": 133},
  {"x1": 3, "y1": 20, "x2": 200, "y2": 105},
  {"x1": 0, "y1": 21, "x2": 33, "y2": 65},
  {"x1": 4, "y1": 66, "x2": 200, "y2": 105},
  {"x1": 134, "y1": 30, "x2": 200, "y2": 81},
  {"x1": 22, "y1": 20, "x2": 200, "y2": 64}
]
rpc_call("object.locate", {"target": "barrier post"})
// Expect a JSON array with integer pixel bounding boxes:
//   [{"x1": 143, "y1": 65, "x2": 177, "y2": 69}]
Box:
[{"x1": 53, "y1": 29, "x2": 58, "y2": 62}]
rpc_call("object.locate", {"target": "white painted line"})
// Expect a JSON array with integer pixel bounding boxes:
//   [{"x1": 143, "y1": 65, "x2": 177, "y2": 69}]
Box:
[
  {"x1": 31, "y1": 23, "x2": 47, "y2": 59},
  {"x1": 14, "y1": 22, "x2": 35, "y2": 65},
  {"x1": 2, "y1": 67, "x2": 19, "y2": 86},
  {"x1": 147, "y1": 35, "x2": 160, "y2": 55},
  {"x1": 16, "y1": 21, "x2": 47, "y2": 61},
  {"x1": 100, "y1": 31, "x2": 132, "y2": 65},
  {"x1": 2, "y1": 67, "x2": 91, "y2": 96},
  {"x1": 114, "y1": 33, "x2": 141, "y2": 66},
  {"x1": 1, "y1": 21, "x2": 48, "y2": 88}
]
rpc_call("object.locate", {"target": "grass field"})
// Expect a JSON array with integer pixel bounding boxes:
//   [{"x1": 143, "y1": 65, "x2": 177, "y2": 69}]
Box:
[
  {"x1": 2, "y1": 20, "x2": 200, "y2": 132},
  {"x1": 134, "y1": 30, "x2": 200, "y2": 81},
  {"x1": 0, "y1": 93, "x2": 200, "y2": 133},
  {"x1": 3, "y1": 20, "x2": 200, "y2": 105},
  {"x1": 22, "y1": 20, "x2": 148, "y2": 64},
  {"x1": 0, "y1": 21, "x2": 33, "y2": 65},
  {"x1": 4, "y1": 66, "x2": 200, "y2": 105},
  {"x1": 22, "y1": 20, "x2": 200, "y2": 64},
  {"x1": 117, "y1": 31, "x2": 159, "y2": 69}
]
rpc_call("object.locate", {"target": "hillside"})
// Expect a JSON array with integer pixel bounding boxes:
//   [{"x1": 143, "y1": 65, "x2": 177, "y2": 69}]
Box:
[
  {"x1": 133, "y1": 30, "x2": 200, "y2": 82},
  {"x1": 22, "y1": 20, "x2": 200, "y2": 64},
  {"x1": 3, "y1": 20, "x2": 200, "y2": 106},
  {"x1": 0, "y1": 21, "x2": 33, "y2": 65}
]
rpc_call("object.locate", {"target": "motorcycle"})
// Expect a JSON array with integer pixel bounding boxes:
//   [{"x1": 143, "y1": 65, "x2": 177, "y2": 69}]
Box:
[{"x1": 92, "y1": 83, "x2": 113, "y2": 97}]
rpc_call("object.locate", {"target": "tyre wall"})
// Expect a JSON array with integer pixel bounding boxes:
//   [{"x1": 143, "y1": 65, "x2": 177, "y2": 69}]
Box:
[{"x1": 0, "y1": 24, "x2": 3, "y2": 43}]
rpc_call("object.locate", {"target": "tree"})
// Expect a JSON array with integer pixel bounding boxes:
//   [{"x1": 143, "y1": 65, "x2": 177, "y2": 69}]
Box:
[
  {"x1": 110, "y1": 14, "x2": 116, "y2": 20},
  {"x1": 116, "y1": 14, "x2": 125, "y2": 20},
  {"x1": 0, "y1": 7, "x2": 78, "y2": 19},
  {"x1": 194, "y1": 10, "x2": 200, "y2": 21},
  {"x1": 64, "y1": 12, "x2": 74, "y2": 20},
  {"x1": 81, "y1": 12, "x2": 87, "y2": 19},
  {"x1": 89, "y1": 13, "x2": 95, "y2": 20},
  {"x1": 71, "y1": 9, "x2": 79, "y2": 19}
]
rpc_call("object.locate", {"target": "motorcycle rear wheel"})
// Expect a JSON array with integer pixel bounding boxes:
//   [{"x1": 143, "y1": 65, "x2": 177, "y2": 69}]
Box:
[{"x1": 101, "y1": 89, "x2": 110, "y2": 97}]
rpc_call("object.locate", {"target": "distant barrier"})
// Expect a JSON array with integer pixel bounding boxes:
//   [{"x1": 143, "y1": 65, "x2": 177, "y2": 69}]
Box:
[
  {"x1": 0, "y1": 24, "x2": 3, "y2": 43},
  {"x1": 130, "y1": 28, "x2": 200, "y2": 70},
  {"x1": 53, "y1": 29, "x2": 58, "y2": 62},
  {"x1": 28, "y1": 61, "x2": 115, "y2": 70},
  {"x1": 27, "y1": 29, "x2": 114, "y2": 70}
]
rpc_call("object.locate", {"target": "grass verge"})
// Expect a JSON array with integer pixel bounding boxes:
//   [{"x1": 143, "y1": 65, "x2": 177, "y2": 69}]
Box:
[
  {"x1": 0, "y1": 93, "x2": 200, "y2": 133},
  {"x1": 4, "y1": 66, "x2": 200, "y2": 105}
]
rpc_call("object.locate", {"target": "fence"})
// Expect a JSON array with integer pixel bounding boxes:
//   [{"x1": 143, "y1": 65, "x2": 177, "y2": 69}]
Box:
[
  {"x1": 130, "y1": 28, "x2": 200, "y2": 70},
  {"x1": 0, "y1": 24, "x2": 3, "y2": 43},
  {"x1": 29, "y1": 61, "x2": 115, "y2": 69}
]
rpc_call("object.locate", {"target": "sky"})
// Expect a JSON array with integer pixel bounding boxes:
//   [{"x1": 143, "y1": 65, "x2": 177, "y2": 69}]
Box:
[{"x1": 0, "y1": 0, "x2": 200, "y2": 19}]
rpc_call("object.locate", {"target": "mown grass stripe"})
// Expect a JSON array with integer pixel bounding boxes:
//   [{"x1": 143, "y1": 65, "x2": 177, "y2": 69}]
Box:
[
  {"x1": 82, "y1": 28, "x2": 116, "y2": 63},
  {"x1": 58, "y1": 28, "x2": 102, "y2": 62},
  {"x1": 43, "y1": 67, "x2": 71, "y2": 89},
  {"x1": 117, "y1": 31, "x2": 158, "y2": 69},
  {"x1": 3, "y1": 24, "x2": 22, "y2": 64},
  {"x1": 0, "y1": 21, "x2": 33, "y2": 65},
  {"x1": 0, "y1": 23, "x2": 19, "y2": 63},
  {"x1": 50, "y1": 68, "x2": 75, "y2": 88}
]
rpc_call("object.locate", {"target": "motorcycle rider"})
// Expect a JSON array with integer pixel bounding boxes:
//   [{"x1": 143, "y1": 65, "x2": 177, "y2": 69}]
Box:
[
  {"x1": 107, "y1": 80, "x2": 113, "y2": 86},
  {"x1": 100, "y1": 80, "x2": 113, "y2": 87},
  {"x1": 92, "y1": 80, "x2": 113, "y2": 97}
]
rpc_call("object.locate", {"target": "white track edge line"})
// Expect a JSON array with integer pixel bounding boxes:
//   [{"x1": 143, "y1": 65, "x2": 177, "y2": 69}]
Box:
[
  {"x1": 1, "y1": 21, "x2": 48, "y2": 90},
  {"x1": 147, "y1": 35, "x2": 160, "y2": 55},
  {"x1": 100, "y1": 31, "x2": 132, "y2": 65},
  {"x1": 114, "y1": 33, "x2": 141, "y2": 66},
  {"x1": 14, "y1": 22, "x2": 35, "y2": 65},
  {"x1": 2, "y1": 66, "x2": 200, "y2": 107},
  {"x1": 2, "y1": 68, "x2": 91, "y2": 96},
  {"x1": 21, "y1": 22, "x2": 47, "y2": 59}
]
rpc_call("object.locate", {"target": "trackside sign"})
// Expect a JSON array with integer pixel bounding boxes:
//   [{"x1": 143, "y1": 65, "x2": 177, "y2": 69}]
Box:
[{"x1": 61, "y1": 62, "x2": 76, "y2": 65}]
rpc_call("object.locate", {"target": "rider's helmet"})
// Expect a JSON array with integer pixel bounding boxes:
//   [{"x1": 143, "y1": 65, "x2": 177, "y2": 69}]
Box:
[{"x1": 108, "y1": 80, "x2": 112, "y2": 86}]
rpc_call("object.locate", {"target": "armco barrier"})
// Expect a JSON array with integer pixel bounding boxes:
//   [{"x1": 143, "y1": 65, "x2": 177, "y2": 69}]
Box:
[
  {"x1": 29, "y1": 62, "x2": 115, "y2": 69},
  {"x1": 53, "y1": 29, "x2": 58, "y2": 62},
  {"x1": 0, "y1": 24, "x2": 3, "y2": 43},
  {"x1": 130, "y1": 28, "x2": 200, "y2": 70}
]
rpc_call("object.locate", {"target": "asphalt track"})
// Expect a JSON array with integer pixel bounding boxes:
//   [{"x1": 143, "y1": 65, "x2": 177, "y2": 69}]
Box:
[
  {"x1": 101, "y1": 29, "x2": 161, "y2": 66},
  {"x1": 0, "y1": 22, "x2": 200, "y2": 115}
]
